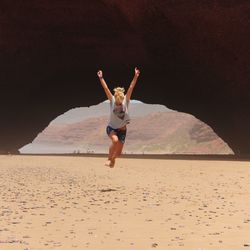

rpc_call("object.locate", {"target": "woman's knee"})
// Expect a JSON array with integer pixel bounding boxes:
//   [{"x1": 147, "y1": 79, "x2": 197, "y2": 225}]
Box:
[{"x1": 110, "y1": 134, "x2": 119, "y2": 144}]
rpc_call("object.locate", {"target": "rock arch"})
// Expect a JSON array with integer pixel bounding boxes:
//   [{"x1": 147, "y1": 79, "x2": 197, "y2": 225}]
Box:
[{"x1": 0, "y1": 0, "x2": 249, "y2": 156}]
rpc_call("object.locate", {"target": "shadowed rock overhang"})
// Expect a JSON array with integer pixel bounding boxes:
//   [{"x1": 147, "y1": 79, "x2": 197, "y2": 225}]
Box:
[{"x1": 0, "y1": 0, "x2": 249, "y2": 156}]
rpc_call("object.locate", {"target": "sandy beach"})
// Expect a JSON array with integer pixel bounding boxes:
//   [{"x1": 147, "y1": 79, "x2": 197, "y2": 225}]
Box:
[{"x1": 0, "y1": 155, "x2": 250, "y2": 250}]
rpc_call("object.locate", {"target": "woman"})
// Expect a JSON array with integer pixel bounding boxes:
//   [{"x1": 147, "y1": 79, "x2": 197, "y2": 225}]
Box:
[{"x1": 97, "y1": 67, "x2": 140, "y2": 167}]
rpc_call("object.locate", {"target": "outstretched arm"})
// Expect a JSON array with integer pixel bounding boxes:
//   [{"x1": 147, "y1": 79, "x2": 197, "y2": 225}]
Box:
[
  {"x1": 97, "y1": 70, "x2": 113, "y2": 101},
  {"x1": 126, "y1": 67, "x2": 140, "y2": 101}
]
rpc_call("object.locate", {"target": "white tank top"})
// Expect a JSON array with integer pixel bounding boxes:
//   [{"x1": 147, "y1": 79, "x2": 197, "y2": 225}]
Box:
[{"x1": 108, "y1": 95, "x2": 130, "y2": 129}]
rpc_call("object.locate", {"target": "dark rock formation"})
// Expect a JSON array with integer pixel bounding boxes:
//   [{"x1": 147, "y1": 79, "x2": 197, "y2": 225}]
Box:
[{"x1": 0, "y1": 0, "x2": 249, "y2": 156}]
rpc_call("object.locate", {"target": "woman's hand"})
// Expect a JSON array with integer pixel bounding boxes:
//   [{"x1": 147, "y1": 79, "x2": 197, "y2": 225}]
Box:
[
  {"x1": 97, "y1": 70, "x2": 103, "y2": 79},
  {"x1": 135, "y1": 67, "x2": 140, "y2": 77}
]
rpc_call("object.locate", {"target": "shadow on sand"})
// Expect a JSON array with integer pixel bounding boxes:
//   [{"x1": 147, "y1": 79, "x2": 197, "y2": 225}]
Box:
[{"x1": 100, "y1": 188, "x2": 117, "y2": 193}]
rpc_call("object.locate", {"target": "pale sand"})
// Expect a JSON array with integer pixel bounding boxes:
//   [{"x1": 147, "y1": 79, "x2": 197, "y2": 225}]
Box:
[{"x1": 0, "y1": 155, "x2": 250, "y2": 250}]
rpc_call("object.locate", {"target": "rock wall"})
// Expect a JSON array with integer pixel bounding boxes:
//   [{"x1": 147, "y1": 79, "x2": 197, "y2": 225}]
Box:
[{"x1": 0, "y1": 0, "x2": 249, "y2": 156}]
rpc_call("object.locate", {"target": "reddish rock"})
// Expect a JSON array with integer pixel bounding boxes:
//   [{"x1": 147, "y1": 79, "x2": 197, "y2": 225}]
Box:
[{"x1": 0, "y1": 1, "x2": 249, "y2": 156}]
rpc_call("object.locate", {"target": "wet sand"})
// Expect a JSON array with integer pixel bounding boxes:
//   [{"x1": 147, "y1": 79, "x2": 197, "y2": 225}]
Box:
[{"x1": 0, "y1": 155, "x2": 250, "y2": 250}]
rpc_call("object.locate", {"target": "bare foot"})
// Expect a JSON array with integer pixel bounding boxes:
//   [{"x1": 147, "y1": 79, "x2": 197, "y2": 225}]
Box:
[
  {"x1": 109, "y1": 159, "x2": 115, "y2": 168},
  {"x1": 104, "y1": 160, "x2": 111, "y2": 167},
  {"x1": 104, "y1": 159, "x2": 115, "y2": 168}
]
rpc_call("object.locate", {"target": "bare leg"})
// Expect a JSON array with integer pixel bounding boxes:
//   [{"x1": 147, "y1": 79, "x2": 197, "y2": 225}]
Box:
[
  {"x1": 105, "y1": 133, "x2": 118, "y2": 167},
  {"x1": 113, "y1": 141, "x2": 124, "y2": 158},
  {"x1": 108, "y1": 141, "x2": 124, "y2": 168},
  {"x1": 108, "y1": 143, "x2": 116, "y2": 160}
]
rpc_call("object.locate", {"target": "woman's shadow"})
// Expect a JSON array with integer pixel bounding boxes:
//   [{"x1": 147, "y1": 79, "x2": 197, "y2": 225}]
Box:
[{"x1": 100, "y1": 188, "x2": 117, "y2": 192}]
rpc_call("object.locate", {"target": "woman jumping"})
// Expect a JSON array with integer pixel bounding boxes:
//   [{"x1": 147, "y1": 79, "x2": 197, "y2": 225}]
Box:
[{"x1": 97, "y1": 67, "x2": 140, "y2": 168}]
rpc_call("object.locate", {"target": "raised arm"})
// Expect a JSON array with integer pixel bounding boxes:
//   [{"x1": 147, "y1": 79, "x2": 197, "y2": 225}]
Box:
[
  {"x1": 126, "y1": 67, "x2": 140, "y2": 101},
  {"x1": 97, "y1": 70, "x2": 113, "y2": 101}
]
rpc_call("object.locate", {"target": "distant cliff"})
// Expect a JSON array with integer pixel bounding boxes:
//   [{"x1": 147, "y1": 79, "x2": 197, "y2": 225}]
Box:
[{"x1": 20, "y1": 101, "x2": 233, "y2": 154}]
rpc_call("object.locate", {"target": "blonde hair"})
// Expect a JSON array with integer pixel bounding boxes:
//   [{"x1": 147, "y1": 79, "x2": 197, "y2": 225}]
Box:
[{"x1": 113, "y1": 87, "x2": 125, "y2": 103}]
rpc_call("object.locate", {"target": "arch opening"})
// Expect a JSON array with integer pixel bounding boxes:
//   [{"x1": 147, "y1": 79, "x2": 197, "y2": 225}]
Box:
[{"x1": 19, "y1": 100, "x2": 234, "y2": 156}]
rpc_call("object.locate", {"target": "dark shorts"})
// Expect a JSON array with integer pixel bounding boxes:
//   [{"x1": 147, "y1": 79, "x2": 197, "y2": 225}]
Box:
[{"x1": 106, "y1": 126, "x2": 127, "y2": 144}]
